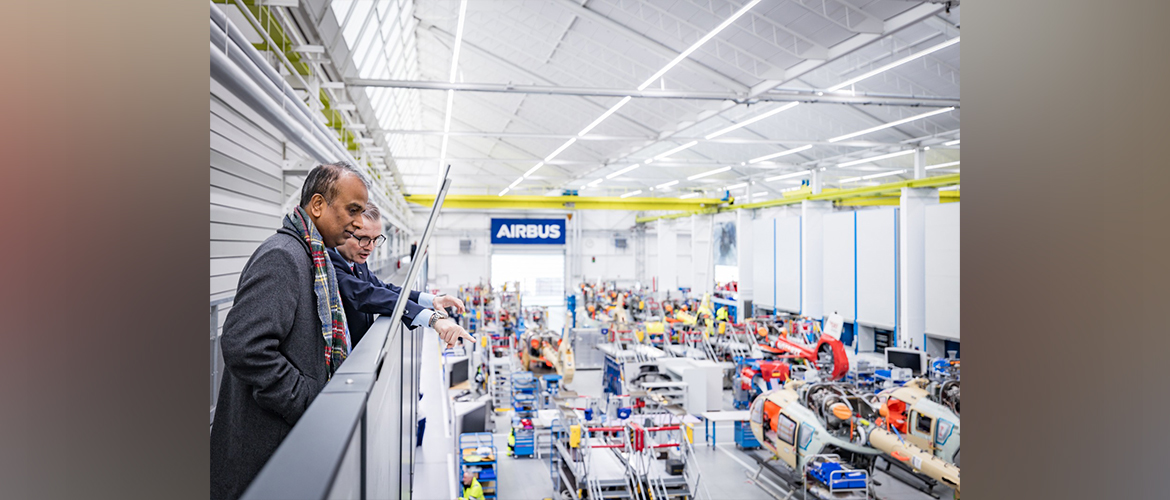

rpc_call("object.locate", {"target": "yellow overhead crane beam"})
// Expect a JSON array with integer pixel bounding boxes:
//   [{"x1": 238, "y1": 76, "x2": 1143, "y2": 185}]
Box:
[
  {"x1": 837, "y1": 190, "x2": 960, "y2": 206},
  {"x1": 636, "y1": 173, "x2": 960, "y2": 223},
  {"x1": 403, "y1": 194, "x2": 726, "y2": 211}
]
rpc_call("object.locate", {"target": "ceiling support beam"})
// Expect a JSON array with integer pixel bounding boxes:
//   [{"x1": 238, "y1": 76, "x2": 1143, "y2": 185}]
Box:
[
  {"x1": 347, "y1": 78, "x2": 959, "y2": 108},
  {"x1": 382, "y1": 130, "x2": 902, "y2": 148}
]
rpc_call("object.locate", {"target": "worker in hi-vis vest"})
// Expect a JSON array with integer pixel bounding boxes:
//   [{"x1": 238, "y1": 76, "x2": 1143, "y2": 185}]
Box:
[
  {"x1": 506, "y1": 428, "x2": 515, "y2": 456},
  {"x1": 459, "y1": 471, "x2": 485, "y2": 500},
  {"x1": 716, "y1": 306, "x2": 729, "y2": 323}
]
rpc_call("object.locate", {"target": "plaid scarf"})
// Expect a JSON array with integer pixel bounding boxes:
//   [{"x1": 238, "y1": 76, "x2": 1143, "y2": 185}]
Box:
[{"x1": 286, "y1": 206, "x2": 349, "y2": 378}]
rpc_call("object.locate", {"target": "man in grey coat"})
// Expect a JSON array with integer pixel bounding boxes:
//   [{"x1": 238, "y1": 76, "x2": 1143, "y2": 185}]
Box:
[{"x1": 210, "y1": 162, "x2": 369, "y2": 500}]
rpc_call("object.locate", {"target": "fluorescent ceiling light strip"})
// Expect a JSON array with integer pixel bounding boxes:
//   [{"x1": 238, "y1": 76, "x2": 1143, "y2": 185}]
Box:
[
  {"x1": 764, "y1": 170, "x2": 810, "y2": 182},
  {"x1": 925, "y1": 161, "x2": 961, "y2": 170},
  {"x1": 523, "y1": 162, "x2": 545, "y2": 177},
  {"x1": 636, "y1": 0, "x2": 763, "y2": 91},
  {"x1": 828, "y1": 107, "x2": 955, "y2": 143},
  {"x1": 543, "y1": 138, "x2": 578, "y2": 162},
  {"x1": 725, "y1": 182, "x2": 748, "y2": 190},
  {"x1": 943, "y1": 139, "x2": 961, "y2": 146},
  {"x1": 749, "y1": 144, "x2": 813, "y2": 164},
  {"x1": 939, "y1": 184, "x2": 960, "y2": 191},
  {"x1": 606, "y1": 164, "x2": 640, "y2": 180},
  {"x1": 509, "y1": 177, "x2": 523, "y2": 188},
  {"x1": 578, "y1": 96, "x2": 632, "y2": 136},
  {"x1": 439, "y1": 0, "x2": 467, "y2": 170},
  {"x1": 621, "y1": 190, "x2": 643, "y2": 199},
  {"x1": 862, "y1": 169, "x2": 906, "y2": 180},
  {"x1": 654, "y1": 141, "x2": 699, "y2": 161},
  {"x1": 654, "y1": 180, "x2": 680, "y2": 190},
  {"x1": 498, "y1": 188, "x2": 509, "y2": 196},
  {"x1": 750, "y1": 192, "x2": 769, "y2": 198},
  {"x1": 688, "y1": 166, "x2": 731, "y2": 181},
  {"x1": 840, "y1": 176, "x2": 863, "y2": 183},
  {"x1": 781, "y1": 186, "x2": 803, "y2": 193},
  {"x1": 680, "y1": 193, "x2": 701, "y2": 199},
  {"x1": 827, "y1": 37, "x2": 960, "y2": 92},
  {"x1": 837, "y1": 149, "x2": 915, "y2": 167},
  {"x1": 705, "y1": 102, "x2": 800, "y2": 140},
  {"x1": 586, "y1": 178, "x2": 604, "y2": 187},
  {"x1": 447, "y1": 0, "x2": 468, "y2": 82}
]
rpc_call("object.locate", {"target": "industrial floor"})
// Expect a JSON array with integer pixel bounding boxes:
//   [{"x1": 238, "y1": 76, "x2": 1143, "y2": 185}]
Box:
[{"x1": 482, "y1": 369, "x2": 955, "y2": 500}]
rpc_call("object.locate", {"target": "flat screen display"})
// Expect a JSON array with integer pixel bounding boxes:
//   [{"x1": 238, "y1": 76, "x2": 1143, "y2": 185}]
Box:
[{"x1": 886, "y1": 349, "x2": 925, "y2": 375}]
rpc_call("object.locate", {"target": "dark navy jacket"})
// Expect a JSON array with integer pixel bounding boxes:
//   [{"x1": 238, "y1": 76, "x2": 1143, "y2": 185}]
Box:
[{"x1": 328, "y1": 248, "x2": 426, "y2": 346}]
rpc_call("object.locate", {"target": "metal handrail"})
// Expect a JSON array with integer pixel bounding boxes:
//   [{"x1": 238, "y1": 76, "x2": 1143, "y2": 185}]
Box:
[{"x1": 233, "y1": 166, "x2": 450, "y2": 500}]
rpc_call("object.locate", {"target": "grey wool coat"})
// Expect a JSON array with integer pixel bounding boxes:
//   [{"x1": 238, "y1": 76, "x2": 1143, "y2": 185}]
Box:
[{"x1": 210, "y1": 218, "x2": 331, "y2": 500}]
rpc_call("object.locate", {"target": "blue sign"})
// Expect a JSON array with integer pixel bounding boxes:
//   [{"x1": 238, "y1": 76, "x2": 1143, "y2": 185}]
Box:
[{"x1": 491, "y1": 218, "x2": 566, "y2": 244}]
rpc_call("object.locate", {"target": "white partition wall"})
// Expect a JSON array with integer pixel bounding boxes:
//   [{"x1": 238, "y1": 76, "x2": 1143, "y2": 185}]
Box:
[
  {"x1": 925, "y1": 203, "x2": 961, "y2": 340},
  {"x1": 822, "y1": 212, "x2": 856, "y2": 321},
  {"x1": 752, "y1": 217, "x2": 775, "y2": 309},
  {"x1": 856, "y1": 209, "x2": 898, "y2": 330},
  {"x1": 775, "y1": 216, "x2": 801, "y2": 313},
  {"x1": 800, "y1": 201, "x2": 832, "y2": 318}
]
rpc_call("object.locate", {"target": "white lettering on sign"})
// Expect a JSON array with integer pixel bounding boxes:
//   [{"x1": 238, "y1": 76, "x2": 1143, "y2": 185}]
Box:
[{"x1": 495, "y1": 223, "x2": 563, "y2": 240}]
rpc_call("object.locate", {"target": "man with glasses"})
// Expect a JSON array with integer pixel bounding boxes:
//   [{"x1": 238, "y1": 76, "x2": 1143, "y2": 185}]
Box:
[{"x1": 329, "y1": 202, "x2": 471, "y2": 347}]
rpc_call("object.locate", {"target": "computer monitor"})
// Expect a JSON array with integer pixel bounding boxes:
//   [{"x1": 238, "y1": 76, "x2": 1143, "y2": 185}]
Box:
[
  {"x1": 449, "y1": 358, "x2": 468, "y2": 387},
  {"x1": 885, "y1": 347, "x2": 928, "y2": 376}
]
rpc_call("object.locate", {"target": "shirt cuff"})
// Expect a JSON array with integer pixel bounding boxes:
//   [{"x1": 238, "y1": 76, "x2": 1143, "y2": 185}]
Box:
[
  {"x1": 412, "y1": 309, "x2": 435, "y2": 329},
  {"x1": 418, "y1": 293, "x2": 437, "y2": 309}
]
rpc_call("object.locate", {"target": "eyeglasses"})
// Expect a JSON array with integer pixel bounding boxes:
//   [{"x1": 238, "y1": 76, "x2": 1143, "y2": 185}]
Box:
[{"x1": 356, "y1": 234, "x2": 387, "y2": 248}]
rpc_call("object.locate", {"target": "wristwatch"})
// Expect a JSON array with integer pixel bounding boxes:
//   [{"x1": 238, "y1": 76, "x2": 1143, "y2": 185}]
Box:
[{"x1": 428, "y1": 308, "x2": 450, "y2": 329}]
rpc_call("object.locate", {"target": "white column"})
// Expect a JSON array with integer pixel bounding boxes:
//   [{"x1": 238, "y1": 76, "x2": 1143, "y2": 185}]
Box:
[
  {"x1": 800, "y1": 200, "x2": 832, "y2": 318},
  {"x1": 656, "y1": 218, "x2": 677, "y2": 300},
  {"x1": 692, "y1": 214, "x2": 713, "y2": 296},
  {"x1": 736, "y1": 209, "x2": 754, "y2": 322},
  {"x1": 899, "y1": 187, "x2": 940, "y2": 348},
  {"x1": 913, "y1": 147, "x2": 927, "y2": 180},
  {"x1": 811, "y1": 168, "x2": 824, "y2": 195}
]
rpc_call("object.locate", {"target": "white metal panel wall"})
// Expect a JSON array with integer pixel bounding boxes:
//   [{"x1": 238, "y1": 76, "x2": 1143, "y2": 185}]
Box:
[
  {"x1": 822, "y1": 212, "x2": 855, "y2": 321},
  {"x1": 925, "y1": 203, "x2": 960, "y2": 339},
  {"x1": 775, "y1": 216, "x2": 801, "y2": 312},
  {"x1": 856, "y1": 209, "x2": 897, "y2": 329},
  {"x1": 751, "y1": 218, "x2": 775, "y2": 309},
  {"x1": 210, "y1": 91, "x2": 288, "y2": 299}
]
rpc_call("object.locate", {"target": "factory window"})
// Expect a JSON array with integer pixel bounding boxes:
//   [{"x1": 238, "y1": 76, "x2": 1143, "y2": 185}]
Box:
[
  {"x1": 915, "y1": 413, "x2": 933, "y2": 435},
  {"x1": 798, "y1": 424, "x2": 815, "y2": 450},
  {"x1": 776, "y1": 414, "x2": 797, "y2": 445}
]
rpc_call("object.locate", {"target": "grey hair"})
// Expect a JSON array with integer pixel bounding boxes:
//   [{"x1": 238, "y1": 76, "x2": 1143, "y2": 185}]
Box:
[
  {"x1": 298, "y1": 161, "x2": 369, "y2": 209},
  {"x1": 362, "y1": 201, "x2": 382, "y2": 224}
]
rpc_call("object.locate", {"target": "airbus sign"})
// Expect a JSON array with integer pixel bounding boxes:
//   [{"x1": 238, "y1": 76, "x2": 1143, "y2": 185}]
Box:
[{"x1": 491, "y1": 218, "x2": 566, "y2": 244}]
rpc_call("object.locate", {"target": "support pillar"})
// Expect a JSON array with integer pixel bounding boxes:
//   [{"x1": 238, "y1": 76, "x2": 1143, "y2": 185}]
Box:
[
  {"x1": 800, "y1": 200, "x2": 832, "y2": 318},
  {"x1": 692, "y1": 214, "x2": 713, "y2": 297},
  {"x1": 899, "y1": 187, "x2": 939, "y2": 348},
  {"x1": 736, "y1": 209, "x2": 754, "y2": 322},
  {"x1": 656, "y1": 218, "x2": 677, "y2": 300},
  {"x1": 913, "y1": 147, "x2": 927, "y2": 179}
]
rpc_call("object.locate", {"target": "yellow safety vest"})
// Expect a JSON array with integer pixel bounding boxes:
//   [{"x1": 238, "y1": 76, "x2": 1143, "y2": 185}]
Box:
[{"x1": 460, "y1": 478, "x2": 485, "y2": 500}]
